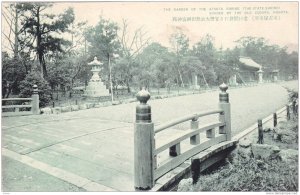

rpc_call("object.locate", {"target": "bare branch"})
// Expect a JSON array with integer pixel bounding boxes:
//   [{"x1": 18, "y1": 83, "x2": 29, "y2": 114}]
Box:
[
  {"x1": 39, "y1": 5, "x2": 49, "y2": 13},
  {"x1": 119, "y1": 19, "x2": 128, "y2": 52},
  {"x1": 2, "y1": 31, "x2": 15, "y2": 50},
  {"x1": 2, "y1": 11, "x2": 16, "y2": 35},
  {"x1": 128, "y1": 29, "x2": 139, "y2": 52},
  {"x1": 131, "y1": 37, "x2": 150, "y2": 58},
  {"x1": 119, "y1": 18, "x2": 151, "y2": 59},
  {"x1": 3, "y1": 5, "x2": 15, "y2": 20},
  {"x1": 2, "y1": 44, "x2": 14, "y2": 52}
]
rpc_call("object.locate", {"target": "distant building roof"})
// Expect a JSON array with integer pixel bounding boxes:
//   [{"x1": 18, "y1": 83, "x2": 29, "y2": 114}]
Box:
[{"x1": 239, "y1": 57, "x2": 262, "y2": 71}]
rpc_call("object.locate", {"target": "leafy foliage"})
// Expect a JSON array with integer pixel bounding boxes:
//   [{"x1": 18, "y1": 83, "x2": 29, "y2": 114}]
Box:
[
  {"x1": 169, "y1": 31, "x2": 190, "y2": 87},
  {"x1": 16, "y1": 2, "x2": 75, "y2": 78},
  {"x1": 19, "y1": 71, "x2": 52, "y2": 107},
  {"x1": 188, "y1": 157, "x2": 298, "y2": 192},
  {"x1": 2, "y1": 52, "x2": 27, "y2": 97},
  {"x1": 2, "y1": 3, "x2": 298, "y2": 102},
  {"x1": 192, "y1": 34, "x2": 220, "y2": 85},
  {"x1": 134, "y1": 42, "x2": 176, "y2": 89},
  {"x1": 47, "y1": 53, "x2": 89, "y2": 90},
  {"x1": 235, "y1": 36, "x2": 298, "y2": 80}
]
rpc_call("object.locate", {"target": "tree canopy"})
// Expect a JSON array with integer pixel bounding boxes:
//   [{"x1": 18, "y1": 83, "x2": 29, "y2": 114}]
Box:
[{"x1": 1, "y1": 2, "x2": 298, "y2": 107}]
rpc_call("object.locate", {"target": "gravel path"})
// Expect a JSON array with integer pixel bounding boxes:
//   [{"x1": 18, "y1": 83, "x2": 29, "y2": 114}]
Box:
[
  {"x1": 59, "y1": 81, "x2": 297, "y2": 135},
  {"x1": 2, "y1": 81, "x2": 298, "y2": 136}
]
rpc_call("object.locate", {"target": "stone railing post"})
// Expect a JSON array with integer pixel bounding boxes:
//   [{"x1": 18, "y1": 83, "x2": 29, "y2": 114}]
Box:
[
  {"x1": 286, "y1": 105, "x2": 290, "y2": 120},
  {"x1": 134, "y1": 87, "x2": 154, "y2": 190},
  {"x1": 31, "y1": 84, "x2": 39, "y2": 115},
  {"x1": 257, "y1": 119, "x2": 264, "y2": 144},
  {"x1": 219, "y1": 83, "x2": 231, "y2": 141},
  {"x1": 273, "y1": 113, "x2": 277, "y2": 127}
]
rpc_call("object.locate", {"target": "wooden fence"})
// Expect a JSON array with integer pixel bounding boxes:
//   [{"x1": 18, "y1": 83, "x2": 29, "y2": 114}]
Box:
[
  {"x1": 134, "y1": 83, "x2": 231, "y2": 190},
  {"x1": 2, "y1": 85, "x2": 39, "y2": 117}
]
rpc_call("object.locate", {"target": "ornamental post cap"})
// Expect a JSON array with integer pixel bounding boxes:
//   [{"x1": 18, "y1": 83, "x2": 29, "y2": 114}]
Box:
[
  {"x1": 33, "y1": 84, "x2": 38, "y2": 94},
  {"x1": 219, "y1": 83, "x2": 228, "y2": 93},
  {"x1": 136, "y1": 87, "x2": 150, "y2": 104}
]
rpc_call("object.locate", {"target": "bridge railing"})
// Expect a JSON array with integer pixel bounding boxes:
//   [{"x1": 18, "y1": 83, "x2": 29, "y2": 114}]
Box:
[
  {"x1": 2, "y1": 85, "x2": 39, "y2": 116},
  {"x1": 134, "y1": 83, "x2": 231, "y2": 190}
]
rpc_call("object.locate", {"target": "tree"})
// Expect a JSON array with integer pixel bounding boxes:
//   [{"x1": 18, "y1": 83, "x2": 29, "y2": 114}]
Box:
[
  {"x1": 16, "y1": 2, "x2": 75, "y2": 78},
  {"x1": 169, "y1": 31, "x2": 189, "y2": 87},
  {"x1": 135, "y1": 42, "x2": 175, "y2": 90},
  {"x1": 2, "y1": 52, "x2": 27, "y2": 97},
  {"x1": 112, "y1": 56, "x2": 134, "y2": 90},
  {"x1": 235, "y1": 36, "x2": 268, "y2": 61},
  {"x1": 66, "y1": 21, "x2": 88, "y2": 55},
  {"x1": 180, "y1": 55, "x2": 204, "y2": 85},
  {"x1": 47, "y1": 53, "x2": 89, "y2": 97},
  {"x1": 85, "y1": 17, "x2": 120, "y2": 89},
  {"x1": 192, "y1": 34, "x2": 218, "y2": 85},
  {"x1": 2, "y1": 3, "x2": 32, "y2": 86},
  {"x1": 235, "y1": 36, "x2": 280, "y2": 69},
  {"x1": 278, "y1": 50, "x2": 298, "y2": 80},
  {"x1": 235, "y1": 36, "x2": 298, "y2": 80},
  {"x1": 2, "y1": 3, "x2": 20, "y2": 58},
  {"x1": 117, "y1": 19, "x2": 151, "y2": 92},
  {"x1": 216, "y1": 47, "x2": 240, "y2": 84},
  {"x1": 46, "y1": 19, "x2": 89, "y2": 97}
]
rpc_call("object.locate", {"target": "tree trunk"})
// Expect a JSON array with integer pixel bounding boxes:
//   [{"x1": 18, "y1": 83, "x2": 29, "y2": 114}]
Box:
[
  {"x1": 201, "y1": 70, "x2": 209, "y2": 87},
  {"x1": 6, "y1": 87, "x2": 12, "y2": 98},
  {"x1": 42, "y1": 55, "x2": 47, "y2": 78},
  {"x1": 36, "y1": 6, "x2": 47, "y2": 79},
  {"x1": 14, "y1": 7, "x2": 18, "y2": 59},
  {"x1": 126, "y1": 80, "x2": 131, "y2": 93},
  {"x1": 69, "y1": 79, "x2": 74, "y2": 98},
  {"x1": 175, "y1": 63, "x2": 184, "y2": 87}
]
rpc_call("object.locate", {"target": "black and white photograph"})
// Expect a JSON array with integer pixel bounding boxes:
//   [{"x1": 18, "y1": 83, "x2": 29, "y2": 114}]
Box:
[{"x1": 1, "y1": 1, "x2": 299, "y2": 192}]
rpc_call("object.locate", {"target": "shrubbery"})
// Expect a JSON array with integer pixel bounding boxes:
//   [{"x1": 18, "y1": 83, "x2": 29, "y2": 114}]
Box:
[
  {"x1": 19, "y1": 71, "x2": 52, "y2": 107},
  {"x1": 194, "y1": 158, "x2": 298, "y2": 191},
  {"x1": 192, "y1": 157, "x2": 298, "y2": 191}
]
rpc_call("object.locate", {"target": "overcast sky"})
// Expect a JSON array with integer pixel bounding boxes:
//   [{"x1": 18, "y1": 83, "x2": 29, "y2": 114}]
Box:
[
  {"x1": 50, "y1": 1, "x2": 298, "y2": 52},
  {"x1": 2, "y1": 1, "x2": 298, "y2": 53}
]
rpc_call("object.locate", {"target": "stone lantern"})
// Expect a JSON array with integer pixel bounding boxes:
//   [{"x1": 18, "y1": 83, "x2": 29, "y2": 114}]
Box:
[
  {"x1": 192, "y1": 73, "x2": 200, "y2": 89},
  {"x1": 84, "y1": 57, "x2": 109, "y2": 97},
  {"x1": 272, "y1": 69, "x2": 279, "y2": 82},
  {"x1": 257, "y1": 68, "x2": 263, "y2": 84},
  {"x1": 229, "y1": 67, "x2": 239, "y2": 86},
  {"x1": 89, "y1": 57, "x2": 102, "y2": 82}
]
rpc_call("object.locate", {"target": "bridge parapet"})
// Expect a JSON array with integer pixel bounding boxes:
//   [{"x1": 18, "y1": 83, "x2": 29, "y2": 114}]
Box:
[
  {"x1": 2, "y1": 85, "x2": 40, "y2": 116},
  {"x1": 134, "y1": 84, "x2": 232, "y2": 191}
]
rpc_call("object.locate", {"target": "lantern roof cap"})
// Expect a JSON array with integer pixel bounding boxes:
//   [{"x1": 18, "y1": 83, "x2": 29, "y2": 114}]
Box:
[{"x1": 88, "y1": 57, "x2": 103, "y2": 66}]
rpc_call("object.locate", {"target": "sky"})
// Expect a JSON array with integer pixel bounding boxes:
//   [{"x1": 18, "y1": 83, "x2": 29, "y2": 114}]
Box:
[
  {"x1": 49, "y1": 1, "x2": 298, "y2": 52},
  {"x1": 2, "y1": 1, "x2": 299, "y2": 52}
]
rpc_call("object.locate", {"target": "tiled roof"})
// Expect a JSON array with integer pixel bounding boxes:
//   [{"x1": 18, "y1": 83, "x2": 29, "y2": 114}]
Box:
[{"x1": 239, "y1": 57, "x2": 262, "y2": 70}]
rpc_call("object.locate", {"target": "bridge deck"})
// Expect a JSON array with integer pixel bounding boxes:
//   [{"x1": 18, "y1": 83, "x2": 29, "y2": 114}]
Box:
[
  {"x1": 2, "y1": 114, "x2": 232, "y2": 191},
  {"x1": 2, "y1": 116, "x2": 134, "y2": 191}
]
